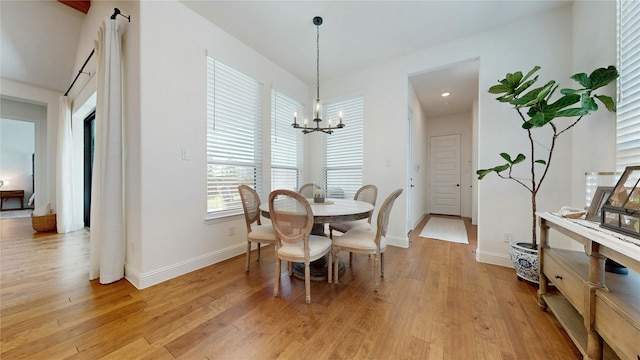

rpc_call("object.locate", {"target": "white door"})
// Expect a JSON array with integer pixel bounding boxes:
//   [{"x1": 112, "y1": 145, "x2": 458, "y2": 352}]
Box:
[{"x1": 430, "y1": 134, "x2": 461, "y2": 215}]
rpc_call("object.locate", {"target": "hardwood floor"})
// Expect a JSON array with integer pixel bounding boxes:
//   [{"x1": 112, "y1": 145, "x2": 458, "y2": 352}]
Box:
[{"x1": 1, "y1": 215, "x2": 580, "y2": 359}]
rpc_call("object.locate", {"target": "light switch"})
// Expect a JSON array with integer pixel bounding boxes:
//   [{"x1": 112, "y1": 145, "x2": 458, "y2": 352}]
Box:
[{"x1": 181, "y1": 147, "x2": 190, "y2": 160}]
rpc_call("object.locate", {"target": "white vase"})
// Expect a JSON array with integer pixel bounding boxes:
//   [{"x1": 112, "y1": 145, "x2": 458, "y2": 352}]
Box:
[{"x1": 509, "y1": 241, "x2": 539, "y2": 283}]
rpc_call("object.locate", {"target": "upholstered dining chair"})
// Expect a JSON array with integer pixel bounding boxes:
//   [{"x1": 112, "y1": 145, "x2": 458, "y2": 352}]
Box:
[
  {"x1": 329, "y1": 184, "x2": 378, "y2": 264},
  {"x1": 332, "y1": 188, "x2": 403, "y2": 291},
  {"x1": 297, "y1": 183, "x2": 316, "y2": 198},
  {"x1": 269, "y1": 189, "x2": 332, "y2": 304},
  {"x1": 329, "y1": 184, "x2": 378, "y2": 238},
  {"x1": 238, "y1": 185, "x2": 277, "y2": 272}
]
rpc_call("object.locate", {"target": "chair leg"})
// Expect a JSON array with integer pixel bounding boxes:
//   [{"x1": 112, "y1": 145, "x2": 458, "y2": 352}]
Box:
[
  {"x1": 274, "y1": 257, "x2": 281, "y2": 297},
  {"x1": 257, "y1": 243, "x2": 261, "y2": 261},
  {"x1": 327, "y1": 251, "x2": 333, "y2": 284},
  {"x1": 380, "y1": 252, "x2": 385, "y2": 277},
  {"x1": 333, "y1": 250, "x2": 340, "y2": 284},
  {"x1": 245, "y1": 241, "x2": 251, "y2": 272},
  {"x1": 373, "y1": 253, "x2": 380, "y2": 292},
  {"x1": 349, "y1": 252, "x2": 353, "y2": 266},
  {"x1": 305, "y1": 262, "x2": 311, "y2": 304},
  {"x1": 288, "y1": 261, "x2": 293, "y2": 276}
]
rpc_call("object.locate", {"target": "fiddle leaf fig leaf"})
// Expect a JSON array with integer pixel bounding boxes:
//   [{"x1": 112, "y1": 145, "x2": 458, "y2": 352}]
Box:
[
  {"x1": 506, "y1": 71, "x2": 523, "y2": 86},
  {"x1": 581, "y1": 93, "x2": 598, "y2": 111},
  {"x1": 500, "y1": 153, "x2": 513, "y2": 163},
  {"x1": 595, "y1": 95, "x2": 616, "y2": 112},
  {"x1": 493, "y1": 164, "x2": 510, "y2": 173},
  {"x1": 547, "y1": 94, "x2": 580, "y2": 112},
  {"x1": 476, "y1": 169, "x2": 493, "y2": 179},
  {"x1": 489, "y1": 84, "x2": 512, "y2": 94},
  {"x1": 571, "y1": 73, "x2": 591, "y2": 88},
  {"x1": 521, "y1": 66, "x2": 541, "y2": 83},
  {"x1": 556, "y1": 107, "x2": 589, "y2": 117},
  {"x1": 560, "y1": 88, "x2": 580, "y2": 95},
  {"x1": 589, "y1": 66, "x2": 619, "y2": 90},
  {"x1": 513, "y1": 154, "x2": 526, "y2": 164},
  {"x1": 525, "y1": 112, "x2": 546, "y2": 128},
  {"x1": 535, "y1": 159, "x2": 547, "y2": 165},
  {"x1": 514, "y1": 77, "x2": 538, "y2": 96}
]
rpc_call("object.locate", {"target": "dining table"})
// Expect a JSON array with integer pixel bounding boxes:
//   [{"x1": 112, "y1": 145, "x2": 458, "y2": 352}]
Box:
[{"x1": 260, "y1": 197, "x2": 374, "y2": 281}]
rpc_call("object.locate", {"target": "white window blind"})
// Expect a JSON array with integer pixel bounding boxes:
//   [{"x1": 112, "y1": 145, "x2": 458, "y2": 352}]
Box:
[
  {"x1": 324, "y1": 96, "x2": 364, "y2": 199},
  {"x1": 206, "y1": 57, "x2": 263, "y2": 217},
  {"x1": 617, "y1": 0, "x2": 640, "y2": 170},
  {"x1": 271, "y1": 89, "x2": 303, "y2": 192}
]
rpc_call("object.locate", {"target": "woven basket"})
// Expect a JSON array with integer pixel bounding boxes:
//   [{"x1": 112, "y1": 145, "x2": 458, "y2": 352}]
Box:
[{"x1": 32, "y1": 213, "x2": 57, "y2": 232}]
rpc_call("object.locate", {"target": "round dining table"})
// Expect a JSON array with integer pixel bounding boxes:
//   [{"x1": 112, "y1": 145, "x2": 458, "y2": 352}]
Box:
[{"x1": 260, "y1": 198, "x2": 374, "y2": 281}]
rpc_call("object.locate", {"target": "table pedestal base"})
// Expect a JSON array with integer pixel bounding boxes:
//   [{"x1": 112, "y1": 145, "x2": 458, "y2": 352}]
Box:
[{"x1": 292, "y1": 255, "x2": 344, "y2": 282}]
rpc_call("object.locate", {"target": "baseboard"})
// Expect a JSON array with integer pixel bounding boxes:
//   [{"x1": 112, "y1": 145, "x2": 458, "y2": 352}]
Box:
[
  {"x1": 387, "y1": 234, "x2": 409, "y2": 248},
  {"x1": 475, "y1": 248, "x2": 513, "y2": 268},
  {"x1": 125, "y1": 242, "x2": 248, "y2": 289}
]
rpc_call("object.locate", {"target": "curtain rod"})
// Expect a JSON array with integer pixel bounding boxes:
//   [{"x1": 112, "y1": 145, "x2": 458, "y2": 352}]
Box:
[
  {"x1": 64, "y1": 48, "x2": 94, "y2": 96},
  {"x1": 63, "y1": 8, "x2": 130, "y2": 96}
]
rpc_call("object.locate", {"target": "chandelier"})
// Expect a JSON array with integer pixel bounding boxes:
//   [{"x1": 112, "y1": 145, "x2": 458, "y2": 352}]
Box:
[{"x1": 292, "y1": 16, "x2": 344, "y2": 135}]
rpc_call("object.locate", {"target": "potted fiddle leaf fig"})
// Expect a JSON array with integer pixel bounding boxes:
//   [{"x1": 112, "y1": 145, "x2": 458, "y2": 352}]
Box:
[{"x1": 477, "y1": 65, "x2": 619, "y2": 283}]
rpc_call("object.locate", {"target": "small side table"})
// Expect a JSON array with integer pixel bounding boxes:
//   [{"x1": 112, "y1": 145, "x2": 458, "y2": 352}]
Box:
[{"x1": 0, "y1": 190, "x2": 25, "y2": 210}]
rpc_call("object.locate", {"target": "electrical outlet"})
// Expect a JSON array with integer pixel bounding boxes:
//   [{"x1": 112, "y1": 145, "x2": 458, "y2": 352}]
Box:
[
  {"x1": 504, "y1": 232, "x2": 513, "y2": 243},
  {"x1": 229, "y1": 225, "x2": 235, "y2": 236}
]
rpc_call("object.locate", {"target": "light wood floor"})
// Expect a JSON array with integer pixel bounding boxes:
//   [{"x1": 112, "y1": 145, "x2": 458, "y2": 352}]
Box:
[{"x1": 1, "y1": 215, "x2": 580, "y2": 359}]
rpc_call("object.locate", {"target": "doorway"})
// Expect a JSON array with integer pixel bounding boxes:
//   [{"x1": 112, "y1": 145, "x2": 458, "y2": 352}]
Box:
[
  {"x1": 407, "y1": 58, "x2": 479, "y2": 226},
  {"x1": 83, "y1": 111, "x2": 95, "y2": 227}
]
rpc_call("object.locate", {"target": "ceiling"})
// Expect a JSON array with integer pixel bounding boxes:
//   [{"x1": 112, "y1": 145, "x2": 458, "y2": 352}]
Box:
[{"x1": 1, "y1": 0, "x2": 571, "y2": 117}]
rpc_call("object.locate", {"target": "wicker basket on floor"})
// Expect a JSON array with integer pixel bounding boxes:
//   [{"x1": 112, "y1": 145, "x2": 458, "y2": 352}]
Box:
[{"x1": 32, "y1": 213, "x2": 57, "y2": 232}]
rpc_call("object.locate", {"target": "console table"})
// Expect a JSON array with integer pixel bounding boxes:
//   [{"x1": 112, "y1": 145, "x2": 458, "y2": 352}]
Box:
[
  {"x1": 537, "y1": 212, "x2": 640, "y2": 360},
  {"x1": 0, "y1": 190, "x2": 25, "y2": 211}
]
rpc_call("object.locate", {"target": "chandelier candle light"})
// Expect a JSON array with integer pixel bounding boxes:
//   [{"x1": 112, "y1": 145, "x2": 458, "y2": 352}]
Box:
[{"x1": 292, "y1": 16, "x2": 345, "y2": 135}]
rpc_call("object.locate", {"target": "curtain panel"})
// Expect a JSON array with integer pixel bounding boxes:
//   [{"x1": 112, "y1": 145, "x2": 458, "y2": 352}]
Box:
[{"x1": 89, "y1": 17, "x2": 125, "y2": 284}]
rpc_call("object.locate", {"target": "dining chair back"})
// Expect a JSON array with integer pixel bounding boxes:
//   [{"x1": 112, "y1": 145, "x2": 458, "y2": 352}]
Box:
[
  {"x1": 297, "y1": 183, "x2": 316, "y2": 198},
  {"x1": 238, "y1": 185, "x2": 276, "y2": 272},
  {"x1": 269, "y1": 189, "x2": 332, "y2": 304},
  {"x1": 329, "y1": 184, "x2": 378, "y2": 240},
  {"x1": 332, "y1": 188, "x2": 403, "y2": 291}
]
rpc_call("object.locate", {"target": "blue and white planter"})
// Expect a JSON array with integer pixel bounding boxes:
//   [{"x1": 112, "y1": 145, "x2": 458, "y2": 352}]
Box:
[{"x1": 509, "y1": 241, "x2": 539, "y2": 283}]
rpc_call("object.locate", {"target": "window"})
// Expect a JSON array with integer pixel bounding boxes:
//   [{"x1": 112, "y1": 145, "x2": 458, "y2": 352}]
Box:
[
  {"x1": 616, "y1": 0, "x2": 640, "y2": 170},
  {"x1": 206, "y1": 57, "x2": 263, "y2": 217},
  {"x1": 324, "y1": 96, "x2": 364, "y2": 199},
  {"x1": 271, "y1": 90, "x2": 303, "y2": 192}
]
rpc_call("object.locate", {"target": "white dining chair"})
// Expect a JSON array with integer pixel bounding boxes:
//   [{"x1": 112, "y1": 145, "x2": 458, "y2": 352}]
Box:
[
  {"x1": 332, "y1": 188, "x2": 403, "y2": 291},
  {"x1": 269, "y1": 189, "x2": 332, "y2": 304},
  {"x1": 238, "y1": 185, "x2": 277, "y2": 272}
]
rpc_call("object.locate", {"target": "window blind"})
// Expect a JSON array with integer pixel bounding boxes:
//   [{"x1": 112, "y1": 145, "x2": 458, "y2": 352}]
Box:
[
  {"x1": 324, "y1": 96, "x2": 364, "y2": 199},
  {"x1": 206, "y1": 57, "x2": 263, "y2": 217},
  {"x1": 271, "y1": 90, "x2": 303, "y2": 192},
  {"x1": 617, "y1": 0, "x2": 640, "y2": 170}
]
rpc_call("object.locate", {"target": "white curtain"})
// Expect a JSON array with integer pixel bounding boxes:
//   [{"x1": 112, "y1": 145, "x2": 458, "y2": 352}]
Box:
[
  {"x1": 55, "y1": 96, "x2": 83, "y2": 233},
  {"x1": 89, "y1": 17, "x2": 125, "y2": 284}
]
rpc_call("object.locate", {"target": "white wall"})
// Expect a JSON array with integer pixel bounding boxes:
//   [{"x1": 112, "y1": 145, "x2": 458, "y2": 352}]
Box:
[
  {"x1": 0, "y1": 117, "x2": 35, "y2": 206},
  {"x1": 407, "y1": 83, "x2": 429, "y2": 230},
  {"x1": 570, "y1": 1, "x2": 617, "y2": 209}
]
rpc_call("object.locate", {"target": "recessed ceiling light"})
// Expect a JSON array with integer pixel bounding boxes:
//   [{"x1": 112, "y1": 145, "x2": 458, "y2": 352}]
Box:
[{"x1": 441, "y1": 92, "x2": 450, "y2": 97}]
